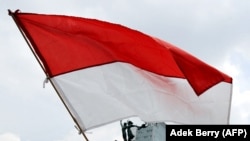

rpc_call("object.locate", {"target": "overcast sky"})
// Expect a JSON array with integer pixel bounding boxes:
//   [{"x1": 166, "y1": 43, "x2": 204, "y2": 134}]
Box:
[{"x1": 1, "y1": 0, "x2": 250, "y2": 141}]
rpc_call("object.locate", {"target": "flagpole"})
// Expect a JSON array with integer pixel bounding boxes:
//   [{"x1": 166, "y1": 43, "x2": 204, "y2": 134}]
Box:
[{"x1": 8, "y1": 9, "x2": 89, "y2": 141}]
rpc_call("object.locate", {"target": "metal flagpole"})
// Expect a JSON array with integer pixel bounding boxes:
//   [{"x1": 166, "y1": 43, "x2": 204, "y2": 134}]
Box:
[{"x1": 8, "y1": 9, "x2": 89, "y2": 141}]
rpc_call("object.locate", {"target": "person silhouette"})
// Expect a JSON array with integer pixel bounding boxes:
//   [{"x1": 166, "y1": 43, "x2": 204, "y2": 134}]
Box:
[
  {"x1": 121, "y1": 120, "x2": 146, "y2": 141},
  {"x1": 120, "y1": 120, "x2": 128, "y2": 141},
  {"x1": 127, "y1": 120, "x2": 138, "y2": 141}
]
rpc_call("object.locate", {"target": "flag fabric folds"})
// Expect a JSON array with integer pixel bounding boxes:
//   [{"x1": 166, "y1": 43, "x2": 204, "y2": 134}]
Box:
[{"x1": 11, "y1": 10, "x2": 232, "y2": 131}]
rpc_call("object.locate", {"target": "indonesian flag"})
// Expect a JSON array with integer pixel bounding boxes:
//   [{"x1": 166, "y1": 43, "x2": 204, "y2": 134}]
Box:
[{"x1": 11, "y1": 10, "x2": 232, "y2": 131}]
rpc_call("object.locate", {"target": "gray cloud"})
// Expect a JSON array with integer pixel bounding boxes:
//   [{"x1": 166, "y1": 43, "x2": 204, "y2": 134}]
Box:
[{"x1": 1, "y1": 0, "x2": 250, "y2": 141}]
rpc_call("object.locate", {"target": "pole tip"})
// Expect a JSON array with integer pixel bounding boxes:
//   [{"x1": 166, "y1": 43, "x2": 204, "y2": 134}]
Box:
[
  {"x1": 8, "y1": 9, "x2": 20, "y2": 16},
  {"x1": 8, "y1": 9, "x2": 12, "y2": 15}
]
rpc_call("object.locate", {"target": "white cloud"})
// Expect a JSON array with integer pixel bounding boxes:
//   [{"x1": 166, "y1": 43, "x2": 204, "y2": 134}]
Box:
[
  {"x1": 220, "y1": 49, "x2": 250, "y2": 124},
  {"x1": 221, "y1": 60, "x2": 240, "y2": 79},
  {"x1": 55, "y1": 130, "x2": 82, "y2": 141},
  {"x1": 230, "y1": 87, "x2": 250, "y2": 124},
  {"x1": 55, "y1": 123, "x2": 123, "y2": 141},
  {"x1": 87, "y1": 121, "x2": 123, "y2": 141},
  {"x1": 0, "y1": 133, "x2": 21, "y2": 141}
]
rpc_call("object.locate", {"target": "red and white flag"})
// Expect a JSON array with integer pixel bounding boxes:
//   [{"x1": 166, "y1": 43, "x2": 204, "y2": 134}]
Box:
[{"x1": 11, "y1": 10, "x2": 232, "y2": 131}]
